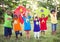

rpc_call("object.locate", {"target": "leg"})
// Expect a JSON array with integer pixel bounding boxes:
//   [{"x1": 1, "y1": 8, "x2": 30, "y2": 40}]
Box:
[
  {"x1": 37, "y1": 32, "x2": 40, "y2": 39},
  {"x1": 52, "y1": 24, "x2": 54, "y2": 35},
  {"x1": 19, "y1": 31, "x2": 22, "y2": 36},
  {"x1": 53, "y1": 24, "x2": 57, "y2": 35},
  {"x1": 4, "y1": 27, "x2": 9, "y2": 39},
  {"x1": 34, "y1": 32, "x2": 37, "y2": 39},
  {"x1": 52, "y1": 24, "x2": 57, "y2": 35},
  {"x1": 27, "y1": 31, "x2": 30, "y2": 39},
  {"x1": 8, "y1": 28, "x2": 12, "y2": 39},
  {"x1": 25, "y1": 31, "x2": 28, "y2": 39},
  {"x1": 15, "y1": 31, "x2": 19, "y2": 39},
  {"x1": 41, "y1": 31, "x2": 42, "y2": 36},
  {"x1": 25, "y1": 31, "x2": 30, "y2": 39},
  {"x1": 41, "y1": 30, "x2": 43, "y2": 36},
  {"x1": 43, "y1": 31, "x2": 45, "y2": 35}
]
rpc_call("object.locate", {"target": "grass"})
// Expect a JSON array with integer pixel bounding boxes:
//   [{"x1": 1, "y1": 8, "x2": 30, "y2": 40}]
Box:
[{"x1": 0, "y1": 20, "x2": 60, "y2": 42}]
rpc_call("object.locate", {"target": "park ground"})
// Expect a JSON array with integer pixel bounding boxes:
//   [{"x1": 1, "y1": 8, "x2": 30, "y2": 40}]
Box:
[{"x1": 0, "y1": 20, "x2": 60, "y2": 42}]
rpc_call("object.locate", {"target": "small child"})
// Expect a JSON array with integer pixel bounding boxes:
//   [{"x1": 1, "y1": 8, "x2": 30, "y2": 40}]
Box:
[
  {"x1": 13, "y1": 15, "x2": 22, "y2": 39},
  {"x1": 33, "y1": 15, "x2": 40, "y2": 39},
  {"x1": 22, "y1": 12, "x2": 31, "y2": 39},
  {"x1": 50, "y1": 10, "x2": 57, "y2": 35},
  {"x1": 4, "y1": 10, "x2": 12, "y2": 39},
  {"x1": 39, "y1": 14, "x2": 48, "y2": 35}
]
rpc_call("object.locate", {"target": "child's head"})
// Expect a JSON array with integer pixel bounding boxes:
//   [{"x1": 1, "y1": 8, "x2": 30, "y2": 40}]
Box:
[
  {"x1": 51, "y1": 10, "x2": 56, "y2": 14},
  {"x1": 6, "y1": 10, "x2": 11, "y2": 16},
  {"x1": 35, "y1": 16, "x2": 38, "y2": 20},
  {"x1": 41, "y1": 14, "x2": 45, "y2": 18},
  {"x1": 34, "y1": 14, "x2": 38, "y2": 20},
  {"x1": 14, "y1": 15, "x2": 18, "y2": 19}
]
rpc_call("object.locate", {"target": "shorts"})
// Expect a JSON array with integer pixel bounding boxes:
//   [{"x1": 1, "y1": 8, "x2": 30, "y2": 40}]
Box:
[
  {"x1": 52, "y1": 24, "x2": 57, "y2": 31},
  {"x1": 15, "y1": 31, "x2": 22, "y2": 36},
  {"x1": 4, "y1": 27, "x2": 12, "y2": 37}
]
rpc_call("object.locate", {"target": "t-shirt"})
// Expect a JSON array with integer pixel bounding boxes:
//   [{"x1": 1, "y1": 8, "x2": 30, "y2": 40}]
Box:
[
  {"x1": 23, "y1": 16, "x2": 31, "y2": 31},
  {"x1": 50, "y1": 14, "x2": 57, "y2": 24},
  {"x1": 13, "y1": 18, "x2": 22, "y2": 31},
  {"x1": 34, "y1": 20, "x2": 40, "y2": 32},
  {"x1": 39, "y1": 17, "x2": 48, "y2": 30},
  {"x1": 4, "y1": 13, "x2": 12, "y2": 28}
]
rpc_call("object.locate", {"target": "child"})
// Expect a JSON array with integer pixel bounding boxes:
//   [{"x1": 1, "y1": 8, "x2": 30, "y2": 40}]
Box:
[
  {"x1": 33, "y1": 15, "x2": 40, "y2": 39},
  {"x1": 13, "y1": 15, "x2": 22, "y2": 39},
  {"x1": 4, "y1": 10, "x2": 12, "y2": 39},
  {"x1": 22, "y1": 12, "x2": 31, "y2": 39},
  {"x1": 50, "y1": 10, "x2": 57, "y2": 35},
  {"x1": 39, "y1": 14, "x2": 48, "y2": 35}
]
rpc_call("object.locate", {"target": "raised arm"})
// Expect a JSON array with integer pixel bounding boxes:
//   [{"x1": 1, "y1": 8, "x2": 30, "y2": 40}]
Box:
[
  {"x1": 45, "y1": 16, "x2": 48, "y2": 20},
  {"x1": 55, "y1": 11, "x2": 57, "y2": 16}
]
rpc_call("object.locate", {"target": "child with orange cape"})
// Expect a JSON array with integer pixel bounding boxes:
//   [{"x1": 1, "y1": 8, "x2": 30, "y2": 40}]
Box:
[{"x1": 13, "y1": 15, "x2": 23, "y2": 39}]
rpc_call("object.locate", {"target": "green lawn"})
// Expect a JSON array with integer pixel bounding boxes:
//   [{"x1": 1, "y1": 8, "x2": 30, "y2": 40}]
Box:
[{"x1": 0, "y1": 20, "x2": 60, "y2": 42}]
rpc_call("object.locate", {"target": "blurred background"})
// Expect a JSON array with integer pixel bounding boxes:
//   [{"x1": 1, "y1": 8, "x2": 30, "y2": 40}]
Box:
[
  {"x1": 0, "y1": 0, "x2": 60, "y2": 42},
  {"x1": 0, "y1": 0, "x2": 60, "y2": 23}
]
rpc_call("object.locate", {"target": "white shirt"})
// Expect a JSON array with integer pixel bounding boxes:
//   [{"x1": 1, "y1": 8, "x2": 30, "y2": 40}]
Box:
[{"x1": 50, "y1": 14, "x2": 57, "y2": 24}]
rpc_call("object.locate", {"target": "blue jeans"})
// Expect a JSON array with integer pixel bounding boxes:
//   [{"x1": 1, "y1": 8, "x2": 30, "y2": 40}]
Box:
[
  {"x1": 4, "y1": 27, "x2": 12, "y2": 37},
  {"x1": 52, "y1": 24, "x2": 57, "y2": 31}
]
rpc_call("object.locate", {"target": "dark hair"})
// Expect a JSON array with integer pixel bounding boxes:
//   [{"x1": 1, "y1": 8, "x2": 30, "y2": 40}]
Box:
[
  {"x1": 35, "y1": 16, "x2": 38, "y2": 19},
  {"x1": 51, "y1": 10, "x2": 56, "y2": 13},
  {"x1": 41, "y1": 14, "x2": 45, "y2": 17},
  {"x1": 14, "y1": 15, "x2": 18, "y2": 18}
]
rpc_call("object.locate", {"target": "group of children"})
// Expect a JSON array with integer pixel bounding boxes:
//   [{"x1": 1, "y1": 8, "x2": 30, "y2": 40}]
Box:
[{"x1": 4, "y1": 9, "x2": 57, "y2": 39}]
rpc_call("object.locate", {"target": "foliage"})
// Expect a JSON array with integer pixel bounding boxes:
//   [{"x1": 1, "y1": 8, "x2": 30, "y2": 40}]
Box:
[{"x1": 0, "y1": 0, "x2": 60, "y2": 23}]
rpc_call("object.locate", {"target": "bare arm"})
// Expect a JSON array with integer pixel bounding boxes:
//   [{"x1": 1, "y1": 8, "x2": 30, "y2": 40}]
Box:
[{"x1": 55, "y1": 12, "x2": 57, "y2": 16}]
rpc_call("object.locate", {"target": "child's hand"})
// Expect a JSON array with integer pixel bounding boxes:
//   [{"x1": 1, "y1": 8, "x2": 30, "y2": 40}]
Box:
[{"x1": 29, "y1": 12, "x2": 33, "y2": 17}]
